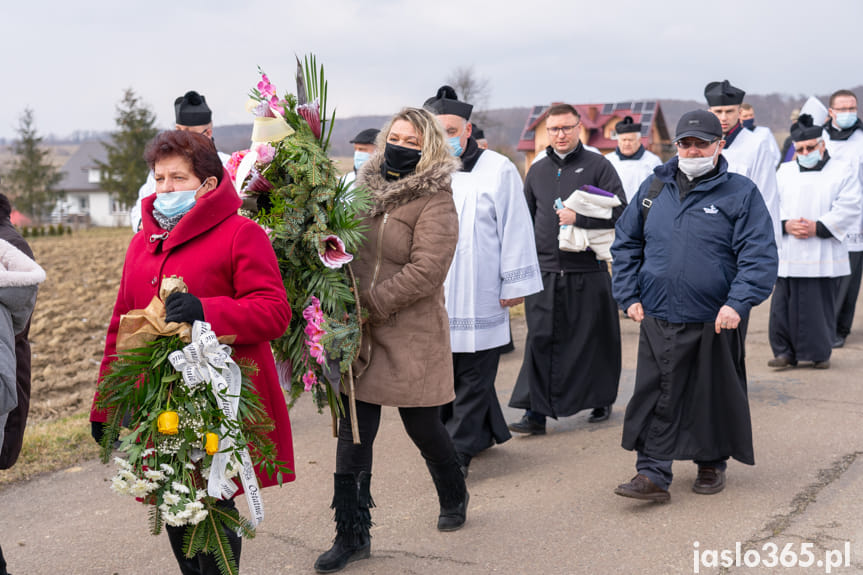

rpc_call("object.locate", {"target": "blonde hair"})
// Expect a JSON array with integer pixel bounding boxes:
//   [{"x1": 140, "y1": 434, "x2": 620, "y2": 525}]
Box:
[{"x1": 377, "y1": 107, "x2": 451, "y2": 174}]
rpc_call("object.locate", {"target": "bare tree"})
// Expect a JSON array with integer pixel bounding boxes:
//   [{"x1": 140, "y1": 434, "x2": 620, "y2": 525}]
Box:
[{"x1": 445, "y1": 66, "x2": 492, "y2": 124}]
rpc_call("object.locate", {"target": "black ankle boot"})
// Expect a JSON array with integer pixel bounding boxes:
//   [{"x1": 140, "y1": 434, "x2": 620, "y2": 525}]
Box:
[
  {"x1": 426, "y1": 458, "x2": 469, "y2": 531},
  {"x1": 314, "y1": 472, "x2": 373, "y2": 574}
]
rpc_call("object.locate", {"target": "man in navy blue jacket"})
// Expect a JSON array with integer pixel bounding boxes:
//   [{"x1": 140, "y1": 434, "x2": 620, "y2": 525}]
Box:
[{"x1": 610, "y1": 110, "x2": 777, "y2": 502}]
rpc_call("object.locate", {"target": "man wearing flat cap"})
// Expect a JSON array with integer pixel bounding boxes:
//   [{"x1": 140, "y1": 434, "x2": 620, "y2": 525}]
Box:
[
  {"x1": 342, "y1": 128, "x2": 379, "y2": 191},
  {"x1": 611, "y1": 109, "x2": 777, "y2": 502},
  {"x1": 425, "y1": 86, "x2": 542, "y2": 476},
  {"x1": 768, "y1": 115, "x2": 861, "y2": 369},
  {"x1": 705, "y1": 80, "x2": 781, "y2": 241},
  {"x1": 129, "y1": 91, "x2": 230, "y2": 231},
  {"x1": 606, "y1": 116, "x2": 662, "y2": 203}
]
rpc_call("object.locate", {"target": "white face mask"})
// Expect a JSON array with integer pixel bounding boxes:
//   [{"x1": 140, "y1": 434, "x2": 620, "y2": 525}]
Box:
[{"x1": 677, "y1": 145, "x2": 720, "y2": 180}]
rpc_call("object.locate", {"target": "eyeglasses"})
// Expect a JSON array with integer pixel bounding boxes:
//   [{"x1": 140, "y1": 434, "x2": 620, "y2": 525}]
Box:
[
  {"x1": 675, "y1": 139, "x2": 719, "y2": 150},
  {"x1": 794, "y1": 143, "x2": 821, "y2": 154},
  {"x1": 547, "y1": 124, "x2": 579, "y2": 136}
]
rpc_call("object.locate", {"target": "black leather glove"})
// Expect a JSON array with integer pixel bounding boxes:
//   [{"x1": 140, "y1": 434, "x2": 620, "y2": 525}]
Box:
[
  {"x1": 165, "y1": 292, "x2": 205, "y2": 324},
  {"x1": 91, "y1": 421, "x2": 106, "y2": 445}
]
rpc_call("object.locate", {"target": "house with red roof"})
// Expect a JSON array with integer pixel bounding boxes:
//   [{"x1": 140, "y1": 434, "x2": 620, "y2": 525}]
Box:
[{"x1": 517, "y1": 101, "x2": 672, "y2": 172}]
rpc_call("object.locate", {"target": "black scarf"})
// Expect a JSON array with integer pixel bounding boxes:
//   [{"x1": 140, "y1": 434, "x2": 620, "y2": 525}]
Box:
[
  {"x1": 459, "y1": 137, "x2": 485, "y2": 172},
  {"x1": 823, "y1": 118, "x2": 863, "y2": 142},
  {"x1": 615, "y1": 145, "x2": 645, "y2": 161}
]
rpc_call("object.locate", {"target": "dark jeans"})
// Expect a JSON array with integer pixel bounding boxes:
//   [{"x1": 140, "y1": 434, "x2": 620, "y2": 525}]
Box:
[
  {"x1": 336, "y1": 396, "x2": 457, "y2": 475},
  {"x1": 636, "y1": 452, "x2": 728, "y2": 491},
  {"x1": 836, "y1": 251, "x2": 863, "y2": 337}
]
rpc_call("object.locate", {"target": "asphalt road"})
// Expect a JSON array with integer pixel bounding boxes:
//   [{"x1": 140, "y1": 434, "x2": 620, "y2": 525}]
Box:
[{"x1": 3, "y1": 297, "x2": 863, "y2": 575}]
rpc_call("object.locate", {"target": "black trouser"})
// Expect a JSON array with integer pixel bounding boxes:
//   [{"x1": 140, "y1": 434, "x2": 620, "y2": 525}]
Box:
[
  {"x1": 836, "y1": 251, "x2": 863, "y2": 337},
  {"x1": 336, "y1": 396, "x2": 457, "y2": 475}
]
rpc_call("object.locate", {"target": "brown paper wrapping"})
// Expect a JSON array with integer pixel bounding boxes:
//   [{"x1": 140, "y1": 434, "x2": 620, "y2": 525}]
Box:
[{"x1": 116, "y1": 276, "x2": 234, "y2": 352}]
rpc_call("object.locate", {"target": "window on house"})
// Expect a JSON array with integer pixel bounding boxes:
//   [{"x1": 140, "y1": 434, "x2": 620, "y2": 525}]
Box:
[
  {"x1": 79, "y1": 196, "x2": 88, "y2": 210},
  {"x1": 87, "y1": 169, "x2": 101, "y2": 184}
]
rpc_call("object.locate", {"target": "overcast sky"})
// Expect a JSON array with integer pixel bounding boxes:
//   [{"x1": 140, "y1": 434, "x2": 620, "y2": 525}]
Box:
[{"x1": 2, "y1": 0, "x2": 861, "y2": 141}]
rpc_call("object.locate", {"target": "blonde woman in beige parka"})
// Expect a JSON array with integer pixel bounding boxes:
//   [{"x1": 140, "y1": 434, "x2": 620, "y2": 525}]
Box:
[{"x1": 314, "y1": 108, "x2": 467, "y2": 574}]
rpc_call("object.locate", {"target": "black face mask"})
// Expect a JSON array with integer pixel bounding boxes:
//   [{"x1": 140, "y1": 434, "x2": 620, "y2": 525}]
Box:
[{"x1": 382, "y1": 143, "x2": 422, "y2": 180}]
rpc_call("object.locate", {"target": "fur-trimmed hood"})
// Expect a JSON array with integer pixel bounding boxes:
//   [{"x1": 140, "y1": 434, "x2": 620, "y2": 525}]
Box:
[
  {"x1": 357, "y1": 150, "x2": 461, "y2": 216},
  {"x1": 0, "y1": 238, "x2": 44, "y2": 335}
]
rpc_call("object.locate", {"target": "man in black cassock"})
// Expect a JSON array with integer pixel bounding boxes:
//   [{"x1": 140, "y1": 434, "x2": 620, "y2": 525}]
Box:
[
  {"x1": 611, "y1": 110, "x2": 777, "y2": 502},
  {"x1": 507, "y1": 103, "x2": 626, "y2": 435}
]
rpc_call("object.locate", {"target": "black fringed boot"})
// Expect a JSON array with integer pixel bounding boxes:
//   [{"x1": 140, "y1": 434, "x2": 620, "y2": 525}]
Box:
[
  {"x1": 314, "y1": 472, "x2": 373, "y2": 573},
  {"x1": 426, "y1": 458, "x2": 469, "y2": 531}
]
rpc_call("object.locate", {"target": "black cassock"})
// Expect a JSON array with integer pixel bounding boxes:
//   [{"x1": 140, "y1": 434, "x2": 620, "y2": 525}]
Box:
[
  {"x1": 509, "y1": 270, "x2": 621, "y2": 418},
  {"x1": 769, "y1": 276, "x2": 838, "y2": 364},
  {"x1": 622, "y1": 316, "x2": 754, "y2": 465}
]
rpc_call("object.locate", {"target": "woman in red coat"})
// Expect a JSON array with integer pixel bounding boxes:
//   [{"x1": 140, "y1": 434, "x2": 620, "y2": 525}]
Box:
[{"x1": 89, "y1": 130, "x2": 293, "y2": 574}]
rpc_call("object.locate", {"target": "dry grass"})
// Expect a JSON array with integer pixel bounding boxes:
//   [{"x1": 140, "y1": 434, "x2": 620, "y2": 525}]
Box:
[{"x1": 0, "y1": 413, "x2": 99, "y2": 491}]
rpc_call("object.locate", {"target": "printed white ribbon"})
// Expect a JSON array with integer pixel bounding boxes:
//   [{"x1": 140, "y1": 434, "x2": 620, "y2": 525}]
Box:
[{"x1": 168, "y1": 320, "x2": 265, "y2": 526}]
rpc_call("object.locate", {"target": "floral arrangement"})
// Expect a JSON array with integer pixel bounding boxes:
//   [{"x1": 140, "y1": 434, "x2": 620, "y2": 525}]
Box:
[
  {"x1": 97, "y1": 318, "x2": 292, "y2": 575},
  {"x1": 234, "y1": 55, "x2": 369, "y2": 433}
]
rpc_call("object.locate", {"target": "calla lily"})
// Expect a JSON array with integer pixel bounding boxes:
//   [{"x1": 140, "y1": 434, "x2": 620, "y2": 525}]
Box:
[
  {"x1": 247, "y1": 170, "x2": 274, "y2": 194},
  {"x1": 318, "y1": 235, "x2": 353, "y2": 269}
]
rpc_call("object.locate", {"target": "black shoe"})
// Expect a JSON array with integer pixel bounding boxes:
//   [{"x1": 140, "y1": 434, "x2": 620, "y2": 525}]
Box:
[
  {"x1": 767, "y1": 356, "x2": 794, "y2": 368},
  {"x1": 426, "y1": 459, "x2": 469, "y2": 531},
  {"x1": 832, "y1": 335, "x2": 846, "y2": 349},
  {"x1": 692, "y1": 467, "x2": 726, "y2": 495},
  {"x1": 314, "y1": 473, "x2": 373, "y2": 573},
  {"x1": 588, "y1": 405, "x2": 612, "y2": 423},
  {"x1": 314, "y1": 534, "x2": 371, "y2": 573},
  {"x1": 508, "y1": 414, "x2": 546, "y2": 435}
]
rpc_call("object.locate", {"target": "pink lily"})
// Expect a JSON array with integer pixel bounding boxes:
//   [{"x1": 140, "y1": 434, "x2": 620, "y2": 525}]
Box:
[
  {"x1": 302, "y1": 370, "x2": 317, "y2": 391},
  {"x1": 318, "y1": 235, "x2": 353, "y2": 269}
]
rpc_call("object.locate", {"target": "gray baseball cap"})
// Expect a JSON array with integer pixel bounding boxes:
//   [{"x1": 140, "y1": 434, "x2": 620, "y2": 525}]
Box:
[{"x1": 673, "y1": 110, "x2": 723, "y2": 142}]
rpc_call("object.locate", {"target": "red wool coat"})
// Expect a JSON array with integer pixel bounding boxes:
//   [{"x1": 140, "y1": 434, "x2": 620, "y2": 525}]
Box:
[{"x1": 90, "y1": 171, "x2": 294, "y2": 488}]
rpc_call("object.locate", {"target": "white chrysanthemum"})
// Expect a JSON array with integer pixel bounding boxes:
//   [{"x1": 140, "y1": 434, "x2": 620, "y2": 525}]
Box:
[
  {"x1": 118, "y1": 470, "x2": 137, "y2": 482},
  {"x1": 195, "y1": 489, "x2": 208, "y2": 501},
  {"x1": 190, "y1": 510, "x2": 209, "y2": 525},
  {"x1": 163, "y1": 512, "x2": 183, "y2": 527},
  {"x1": 185, "y1": 463, "x2": 196, "y2": 471},
  {"x1": 129, "y1": 479, "x2": 152, "y2": 497},
  {"x1": 186, "y1": 501, "x2": 204, "y2": 511},
  {"x1": 164, "y1": 492, "x2": 181, "y2": 506},
  {"x1": 110, "y1": 477, "x2": 129, "y2": 494},
  {"x1": 142, "y1": 448, "x2": 155, "y2": 458},
  {"x1": 175, "y1": 508, "x2": 193, "y2": 520},
  {"x1": 144, "y1": 469, "x2": 166, "y2": 482},
  {"x1": 172, "y1": 482, "x2": 191, "y2": 495},
  {"x1": 113, "y1": 457, "x2": 132, "y2": 471},
  {"x1": 160, "y1": 463, "x2": 175, "y2": 475}
]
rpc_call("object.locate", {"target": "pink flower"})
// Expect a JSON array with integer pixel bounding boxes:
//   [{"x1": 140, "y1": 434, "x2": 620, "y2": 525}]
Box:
[
  {"x1": 297, "y1": 100, "x2": 322, "y2": 140},
  {"x1": 304, "y1": 322, "x2": 324, "y2": 341},
  {"x1": 308, "y1": 341, "x2": 325, "y2": 365},
  {"x1": 302, "y1": 370, "x2": 317, "y2": 392},
  {"x1": 303, "y1": 296, "x2": 324, "y2": 324},
  {"x1": 226, "y1": 150, "x2": 249, "y2": 181},
  {"x1": 257, "y1": 74, "x2": 277, "y2": 100},
  {"x1": 318, "y1": 235, "x2": 353, "y2": 269},
  {"x1": 254, "y1": 143, "x2": 276, "y2": 164},
  {"x1": 253, "y1": 101, "x2": 275, "y2": 118}
]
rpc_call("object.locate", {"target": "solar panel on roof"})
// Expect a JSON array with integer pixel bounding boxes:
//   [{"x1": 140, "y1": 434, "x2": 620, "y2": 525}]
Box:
[
  {"x1": 602, "y1": 103, "x2": 614, "y2": 114},
  {"x1": 641, "y1": 125, "x2": 650, "y2": 136},
  {"x1": 524, "y1": 130, "x2": 535, "y2": 140},
  {"x1": 532, "y1": 105, "x2": 546, "y2": 115},
  {"x1": 614, "y1": 102, "x2": 631, "y2": 111},
  {"x1": 633, "y1": 102, "x2": 644, "y2": 113},
  {"x1": 641, "y1": 112, "x2": 653, "y2": 124},
  {"x1": 645, "y1": 102, "x2": 656, "y2": 111}
]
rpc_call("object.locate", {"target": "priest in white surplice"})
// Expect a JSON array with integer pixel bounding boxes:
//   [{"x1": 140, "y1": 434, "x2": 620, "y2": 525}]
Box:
[
  {"x1": 768, "y1": 114, "x2": 862, "y2": 369},
  {"x1": 706, "y1": 80, "x2": 782, "y2": 242},
  {"x1": 605, "y1": 116, "x2": 662, "y2": 203},
  {"x1": 425, "y1": 86, "x2": 542, "y2": 476}
]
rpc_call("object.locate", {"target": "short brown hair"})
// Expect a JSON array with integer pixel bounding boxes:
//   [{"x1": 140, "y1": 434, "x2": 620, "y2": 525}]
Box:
[
  {"x1": 547, "y1": 103, "x2": 580, "y2": 119},
  {"x1": 740, "y1": 103, "x2": 754, "y2": 112},
  {"x1": 830, "y1": 89, "x2": 858, "y2": 108},
  {"x1": 145, "y1": 130, "x2": 223, "y2": 184}
]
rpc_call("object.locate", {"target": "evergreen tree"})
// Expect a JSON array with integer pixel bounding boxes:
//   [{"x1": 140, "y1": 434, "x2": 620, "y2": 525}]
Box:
[
  {"x1": 3, "y1": 108, "x2": 63, "y2": 223},
  {"x1": 96, "y1": 88, "x2": 158, "y2": 207}
]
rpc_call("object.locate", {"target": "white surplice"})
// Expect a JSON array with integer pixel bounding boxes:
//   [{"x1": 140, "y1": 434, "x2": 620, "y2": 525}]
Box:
[
  {"x1": 445, "y1": 150, "x2": 543, "y2": 353},
  {"x1": 824, "y1": 129, "x2": 863, "y2": 250},
  {"x1": 722, "y1": 127, "x2": 782, "y2": 242},
  {"x1": 605, "y1": 148, "x2": 662, "y2": 203},
  {"x1": 751, "y1": 126, "x2": 781, "y2": 168},
  {"x1": 776, "y1": 157, "x2": 861, "y2": 277}
]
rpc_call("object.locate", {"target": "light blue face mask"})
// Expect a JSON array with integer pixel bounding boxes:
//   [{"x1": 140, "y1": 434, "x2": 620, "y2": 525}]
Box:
[
  {"x1": 448, "y1": 136, "x2": 464, "y2": 157},
  {"x1": 353, "y1": 150, "x2": 371, "y2": 171},
  {"x1": 835, "y1": 112, "x2": 858, "y2": 130},
  {"x1": 797, "y1": 148, "x2": 822, "y2": 169},
  {"x1": 154, "y1": 186, "x2": 201, "y2": 218}
]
